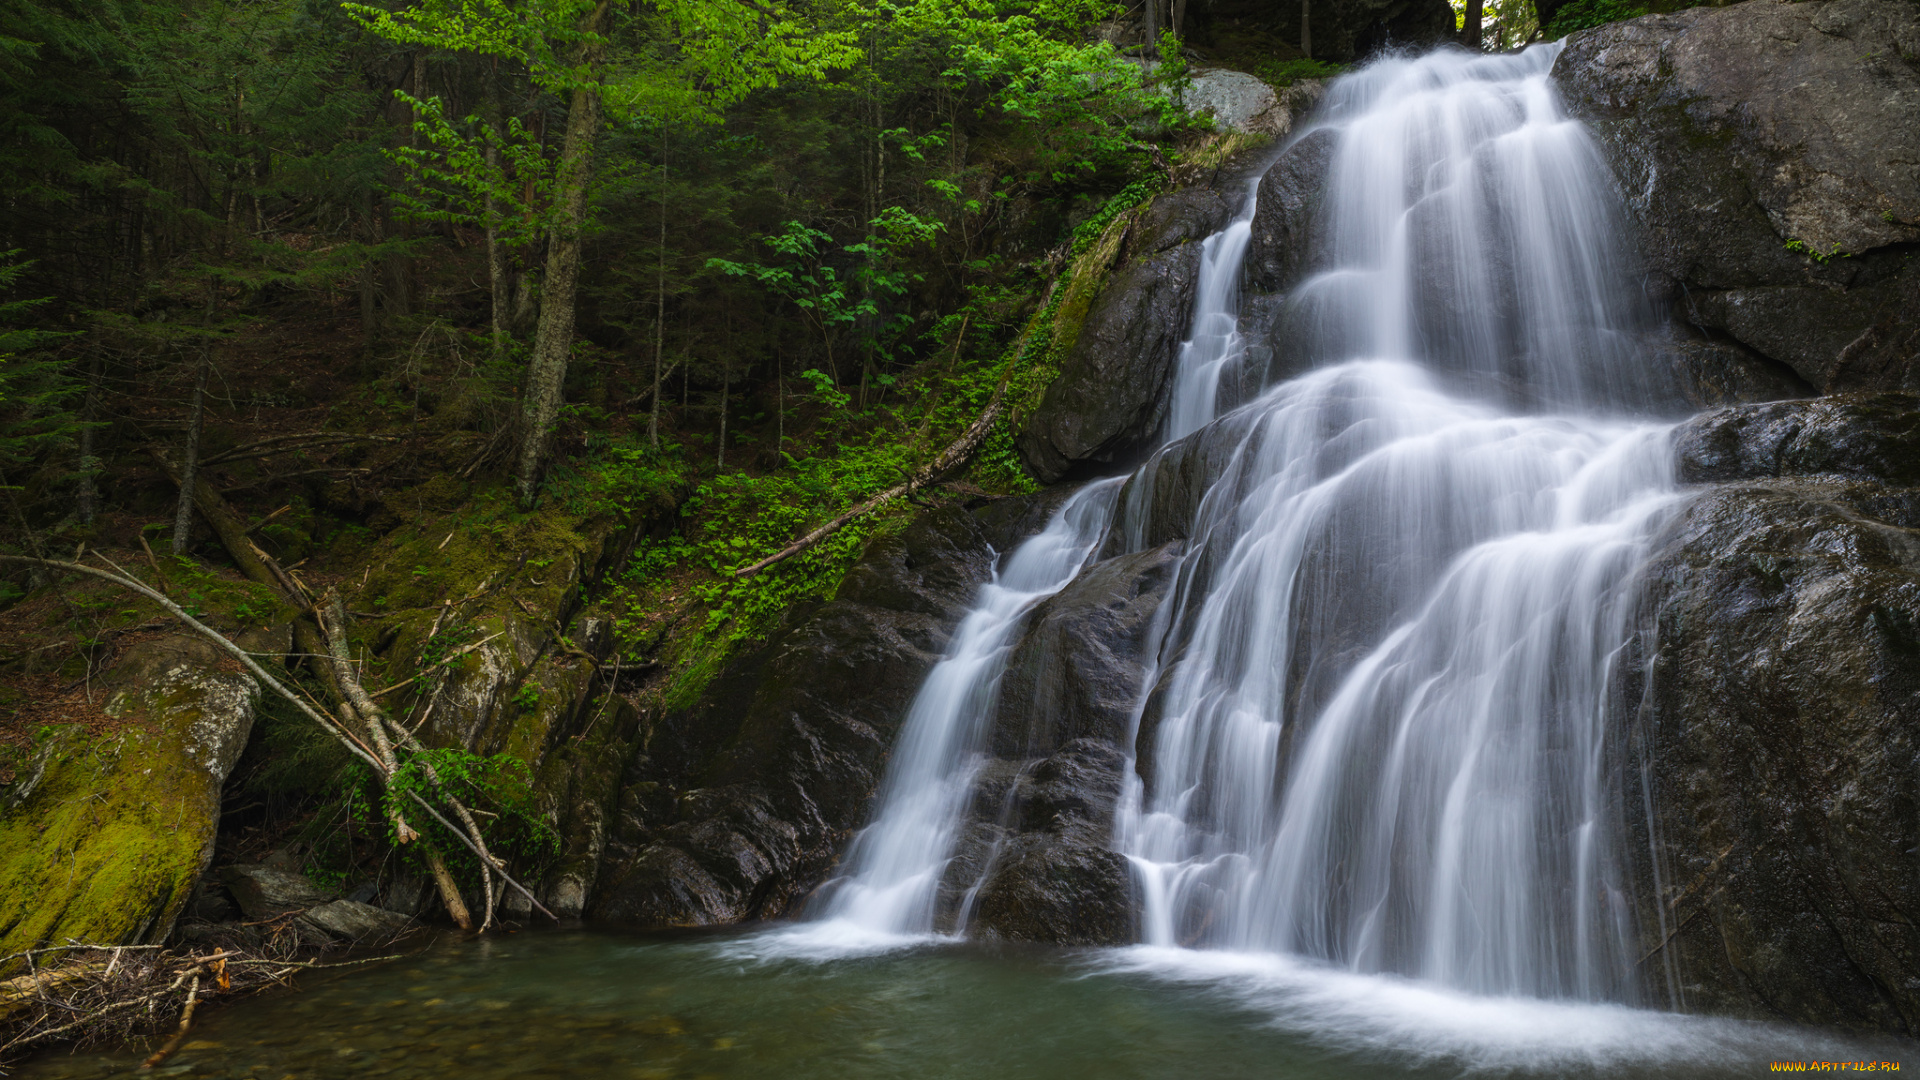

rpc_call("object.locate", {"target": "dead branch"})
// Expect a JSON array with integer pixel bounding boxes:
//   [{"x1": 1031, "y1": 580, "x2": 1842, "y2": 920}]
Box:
[
  {"x1": 0, "y1": 942, "x2": 409, "y2": 1063},
  {"x1": 200, "y1": 432, "x2": 401, "y2": 467},
  {"x1": 366, "y1": 631, "x2": 504, "y2": 698},
  {"x1": 0, "y1": 554, "x2": 385, "y2": 777},
  {"x1": 731, "y1": 371, "x2": 1014, "y2": 580}
]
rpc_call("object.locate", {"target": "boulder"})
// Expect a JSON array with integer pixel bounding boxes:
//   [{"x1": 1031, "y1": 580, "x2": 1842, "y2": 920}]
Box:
[
  {"x1": 1019, "y1": 187, "x2": 1236, "y2": 483},
  {"x1": 1244, "y1": 127, "x2": 1339, "y2": 300},
  {"x1": 1627, "y1": 394, "x2": 1920, "y2": 1031},
  {"x1": 218, "y1": 863, "x2": 412, "y2": 941},
  {"x1": 0, "y1": 636, "x2": 257, "y2": 969},
  {"x1": 218, "y1": 863, "x2": 332, "y2": 917},
  {"x1": 950, "y1": 543, "x2": 1184, "y2": 944},
  {"x1": 1554, "y1": 0, "x2": 1920, "y2": 391},
  {"x1": 589, "y1": 492, "x2": 1073, "y2": 926},
  {"x1": 1177, "y1": 69, "x2": 1323, "y2": 137}
]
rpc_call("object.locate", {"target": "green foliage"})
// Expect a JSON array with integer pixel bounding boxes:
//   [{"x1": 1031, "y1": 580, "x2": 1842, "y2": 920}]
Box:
[
  {"x1": 1253, "y1": 57, "x2": 1349, "y2": 89},
  {"x1": 1784, "y1": 237, "x2": 1850, "y2": 264},
  {"x1": 0, "y1": 251, "x2": 83, "y2": 481},
  {"x1": 381, "y1": 747, "x2": 560, "y2": 875},
  {"x1": 388, "y1": 96, "x2": 555, "y2": 243},
  {"x1": 1545, "y1": 0, "x2": 1647, "y2": 38},
  {"x1": 1070, "y1": 178, "x2": 1162, "y2": 258},
  {"x1": 345, "y1": 0, "x2": 860, "y2": 125}
]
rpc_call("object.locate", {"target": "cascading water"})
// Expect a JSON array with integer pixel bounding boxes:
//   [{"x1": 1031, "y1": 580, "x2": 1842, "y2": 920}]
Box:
[
  {"x1": 809, "y1": 43, "x2": 1686, "y2": 1006},
  {"x1": 1166, "y1": 170, "x2": 1263, "y2": 441},
  {"x1": 804, "y1": 479, "x2": 1121, "y2": 938}
]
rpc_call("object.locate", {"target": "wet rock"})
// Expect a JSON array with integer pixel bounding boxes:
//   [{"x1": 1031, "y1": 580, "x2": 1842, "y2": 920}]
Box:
[
  {"x1": 1627, "y1": 395, "x2": 1920, "y2": 1031},
  {"x1": 1650, "y1": 332, "x2": 1813, "y2": 410},
  {"x1": 940, "y1": 742, "x2": 1140, "y2": 945},
  {"x1": 1019, "y1": 187, "x2": 1236, "y2": 484},
  {"x1": 1555, "y1": 0, "x2": 1920, "y2": 391},
  {"x1": 991, "y1": 542, "x2": 1184, "y2": 760},
  {"x1": 590, "y1": 493, "x2": 1072, "y2": 926},
  {"x1": 299, "y1": 899, "x2": 412, "y2": 941},
  {"x1": 956, "y1": 544, "x2": 1183, "y2": 944},
  {"x1": 1675, "y1": 393, "x2": 1920, "y2": 486},
  {"x1": 1244, "y1": 127, "x2": 1338, "y2": 300},
  {"x1": 0, "y1": 635, "x2": 257, "y2": 969}
]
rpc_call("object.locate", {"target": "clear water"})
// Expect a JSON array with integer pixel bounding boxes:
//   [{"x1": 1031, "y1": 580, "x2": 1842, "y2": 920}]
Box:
[{"x1": 15, "y1": 930, "x2": 1903, "y2": 1079}]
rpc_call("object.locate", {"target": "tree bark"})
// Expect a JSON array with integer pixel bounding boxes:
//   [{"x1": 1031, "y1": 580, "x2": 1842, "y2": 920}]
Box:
[
  {"x1": 1464, "y1": 0, "x2": 1484, "y2": 48},
  {"x1": 1143, "y1": 0, "x2": 1160, "y2": 56},
  {"x1": 1301, "y1": 0, "x2": 1313, "y2": 58},
  {"x1": 1172, "y1": 0, "x2": 1188, "y2": 39},
  {"x1": 513, "y1": 1, "x2": 611, "y2": 507},
  {"x1": 170, "y1": 352, "x2": 210, "y2": 555},
  {"x1": 485, "y1": 61, "x2": 510, "y2": 365},
  {"x1": 716, "y1": 356, "x2": 728, "y2": 471},
  {"x1": 649, "y1": 124, "x2": 667, "y2": 448}
]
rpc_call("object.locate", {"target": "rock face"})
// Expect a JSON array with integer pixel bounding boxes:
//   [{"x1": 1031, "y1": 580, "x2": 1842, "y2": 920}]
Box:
[
  {"x1": 1555, "y1": 0, "x2": 1920, "y2": 393},
  {"x1": 0, "y1": 636, "x2": 258, "y2": 968},
  {"x1": 1019, "y1": 187, "x2": 1236, "y2": 485},
  {"x1": 954, "y1": 542, "x2": 1183, "y2": 945},
  {"x1": 1630, "y1": 394, "x2": 1920, "y2": 1031},
  {"x1": 590, "y1": 494, "x2": 1070, "y2": 926}
]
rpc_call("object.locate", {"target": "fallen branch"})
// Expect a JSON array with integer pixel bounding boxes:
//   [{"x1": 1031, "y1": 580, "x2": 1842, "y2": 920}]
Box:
[
  {"x1": 366, "y1": 631, "x2": 504, "y2": 698},
  {"x1": 200, "y1": 431, "x2": 401, "y2": 468},
  {"x1": 0, "y1": 943, "x2": 409, "y2": 1063},
  {"x1": 0, "y1": 554, "x2": 385, "y2": 778},
  {"x1": 731, "y1": 371, "x2": 1014, "y2": 580}
]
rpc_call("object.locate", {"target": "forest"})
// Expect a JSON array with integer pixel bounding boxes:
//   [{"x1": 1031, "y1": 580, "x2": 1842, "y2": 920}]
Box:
[{"x1": 10, "y1": 0, "x2": 1911, "y2": 1069}]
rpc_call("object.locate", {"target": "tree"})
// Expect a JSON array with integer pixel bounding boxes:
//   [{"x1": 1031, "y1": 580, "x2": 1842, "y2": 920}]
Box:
[{"x1": 348, "y1": 0, "x2": 859, "y2": 505}]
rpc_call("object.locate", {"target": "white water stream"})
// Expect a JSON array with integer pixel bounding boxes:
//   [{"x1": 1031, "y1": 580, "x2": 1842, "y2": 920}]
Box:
[{"x1": 790, "y1": 42, "x2": 1698, "y2": 1036}]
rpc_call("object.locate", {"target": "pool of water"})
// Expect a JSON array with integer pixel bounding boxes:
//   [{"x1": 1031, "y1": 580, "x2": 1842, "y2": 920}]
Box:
[{"x1": 17, "y1": 927, "x2": 1906, "y2": 1079}]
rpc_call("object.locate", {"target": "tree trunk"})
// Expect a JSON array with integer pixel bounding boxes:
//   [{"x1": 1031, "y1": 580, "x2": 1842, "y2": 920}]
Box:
[
  {"x1": 170, "y1": 351, "x2": 210, "y2": 555},
  {"x1": 514, "y1": 1, "x2": 611, "y2": 507},
  {"x1": 1301, "y1": 0, "x2": 1312, "y2": 58},
  {"x1": 1144, "y1": 0, "x2": 1160, "y2": 56},
  {"x1": 1172, "y1": 0, "x2": 1188, "y2": 39},
  {"x1": 485, "y1": 61, "x2": 510, "y2": 365},
  {"x1": 649, "y1": 124, "x2": 667, "y2": 448},
  {"x1": 76, "y1": 353, "x2": 101, "y2": 526},
  {"x1": 716, "y1": 357, "x2": 728, "y2": 471},
  {"x1": 1464, "y1": 0, "x2": 1484, "y2": 47}
]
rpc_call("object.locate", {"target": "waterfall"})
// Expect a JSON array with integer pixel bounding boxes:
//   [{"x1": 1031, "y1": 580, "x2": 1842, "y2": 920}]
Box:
[
  {"x1": 811, "y1": 43, "x2": 1683, "y2": 1003},
  {"x1": 1117, "y1": 44, "x2": 1680, "y2": 1001},
  {"x1": 1166, "y1": 170, "x2": 1263, "y2": 440},
  {"x1": 805, "y1": 479, "x2": 1122, "y2": 937}
]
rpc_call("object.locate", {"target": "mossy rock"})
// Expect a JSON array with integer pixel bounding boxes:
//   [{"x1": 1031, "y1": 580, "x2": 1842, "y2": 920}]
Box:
[{"x1": 0, "y1": 636, "x2": 258, "y2": 970}]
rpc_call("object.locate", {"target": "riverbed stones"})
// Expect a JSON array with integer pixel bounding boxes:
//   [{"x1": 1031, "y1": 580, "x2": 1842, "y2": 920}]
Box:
[{"x1": 1555, "y1": 0, "x2": 1920, "y2": 393}]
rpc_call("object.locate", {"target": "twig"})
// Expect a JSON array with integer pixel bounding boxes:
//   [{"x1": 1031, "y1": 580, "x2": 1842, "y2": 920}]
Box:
[
  {"x1": 402, "y1": 791, "x2": 557, "y2": 921},
  {"x1": 199, "y1": 432, "x2": 401, "y2": 467},
  {"x1": 0, "y1": 553, "x2": 387, "y2": 778},
  {"x1": 137, "y1": 971, "x2": 199, "y2": 1070},
  {"x1": 366, "y1": 632, "x2": 503, "y2": 699}
]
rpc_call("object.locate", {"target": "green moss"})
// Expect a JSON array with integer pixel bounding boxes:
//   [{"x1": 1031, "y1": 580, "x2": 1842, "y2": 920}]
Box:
[{"x1": 0, "y1": 660, "x2": 255, "y2": 970}]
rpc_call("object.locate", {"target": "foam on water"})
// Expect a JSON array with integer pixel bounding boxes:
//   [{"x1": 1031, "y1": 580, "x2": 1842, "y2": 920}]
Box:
[{"x1": 776, "y1": 39, "x2": 1850, "y2": 1066}]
